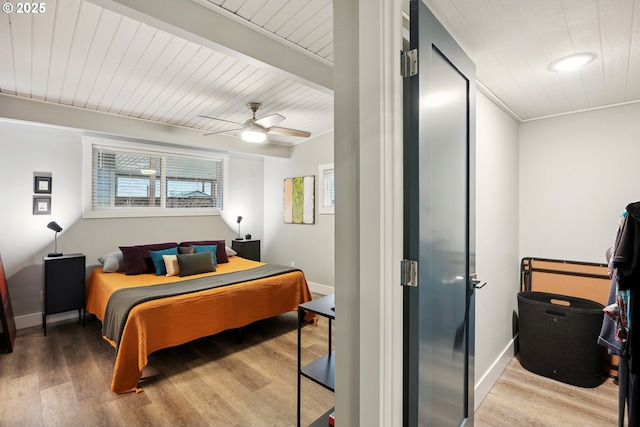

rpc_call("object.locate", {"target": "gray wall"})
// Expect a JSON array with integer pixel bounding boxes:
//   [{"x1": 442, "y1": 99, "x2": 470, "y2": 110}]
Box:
[
  {"x1": 474, "y1": 92, "x2": 520, "y2": 405},
  {"x1": 263, "y1": 131, "x2": 335, "y2": 291},
  {"x1": 0, "y1": 119, "x2": 264, "y2": 326},
  {"x1": 519, "y1": 102, "x2": 640, "y2": 263}
]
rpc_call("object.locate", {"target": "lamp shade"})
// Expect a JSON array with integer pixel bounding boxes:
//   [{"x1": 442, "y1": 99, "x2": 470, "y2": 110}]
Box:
[
  {"x1": 237, "y1": 216, "x2": 243, "y2": 224},
  {"x1": 47, "y1": 221, "x2": 63, "y2": 232}
]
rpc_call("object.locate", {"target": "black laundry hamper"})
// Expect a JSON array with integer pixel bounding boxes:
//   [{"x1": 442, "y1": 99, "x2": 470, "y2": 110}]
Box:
[{"x1": 517, "y1": 291, "x2": 605, "y2": 388}]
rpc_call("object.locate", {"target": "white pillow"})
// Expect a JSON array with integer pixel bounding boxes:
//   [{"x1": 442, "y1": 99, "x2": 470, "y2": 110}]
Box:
[
  {"x1": 225, "y1": 246, "x2": 237, "y2": 257},
  {"x1": 163, "y1": 254, "x2": 179, "y2": 276}
]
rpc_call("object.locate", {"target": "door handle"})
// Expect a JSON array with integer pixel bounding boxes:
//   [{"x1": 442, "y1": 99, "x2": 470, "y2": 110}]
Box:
[
  {"x1": 471, "y1": 273, "x2": 487, "y2": 290},
  {"x1": 472, "y1": 279, "x2": 487, "y2": 289}
]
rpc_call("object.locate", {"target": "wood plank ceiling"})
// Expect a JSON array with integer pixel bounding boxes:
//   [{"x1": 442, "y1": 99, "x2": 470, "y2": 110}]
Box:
[
  {"x1": 0, "y1": 0, "x2": 638, "y2": 149},
  {"x1": 0, "y1": 0, "x2": 334, "y2": 146}
]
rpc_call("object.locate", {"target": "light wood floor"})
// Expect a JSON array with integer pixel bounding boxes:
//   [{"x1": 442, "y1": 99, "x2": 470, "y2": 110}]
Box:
[
  {"x1": 0, "y1": 310, "x2": 334, "y2": 427},
  {"x1": 475, "y1": 356, "x2": 620, "y2": 427},
  {"x1": 0, "y1": 312, "x2": 621, "y2": 427}
]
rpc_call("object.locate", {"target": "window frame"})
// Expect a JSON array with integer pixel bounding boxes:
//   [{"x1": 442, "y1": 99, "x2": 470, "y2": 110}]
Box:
[
  {"x1": 82, "y1": 136, "x2": 228, "y2": 218},
  {"x1": 318, "y1": 163, "x2": 335, "y2": 215}
]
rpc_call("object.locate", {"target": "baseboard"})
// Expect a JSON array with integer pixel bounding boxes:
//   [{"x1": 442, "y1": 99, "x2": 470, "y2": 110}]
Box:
[
  {"x1": 307, "y1": 281, "x2": 334, "y2": 296},
  {"x1": 474, "y1": 336, "x2": 516, "y2": 411},
  {"x1": 15, "y1": 310, "x2": 79, "y2": 330}
]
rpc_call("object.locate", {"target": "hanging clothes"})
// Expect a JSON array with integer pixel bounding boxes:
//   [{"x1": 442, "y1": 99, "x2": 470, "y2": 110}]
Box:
[
  {"x1": 599, "y1": 270, "x2": 627, "y2": 355},
  {"x1": 610, "y1": 201, "x2": 640, "y2": 427},
  {"x1": 601, "y1": 208, "x2": 631, "y2": 351}
]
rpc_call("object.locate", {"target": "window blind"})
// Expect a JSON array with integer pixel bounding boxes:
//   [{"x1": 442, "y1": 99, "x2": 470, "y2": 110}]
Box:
[{"x1": 91, "y1": 145, "x2": 223, "y2": 210}]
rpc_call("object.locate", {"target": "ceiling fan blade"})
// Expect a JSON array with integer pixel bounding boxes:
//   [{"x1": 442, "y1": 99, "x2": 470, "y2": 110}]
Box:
[
  {"x1": 254, "y1": 113, "x2": 285, "y2": 128},
  {"x1": 203, "y1": 128, "x2": 242, "y2": 136},
  {"x1": 267, "y1": 126, "x2": 311, "y2": 138},
  {"x1": 198, "y1": 115, "x2": 243, "y2": 126}
]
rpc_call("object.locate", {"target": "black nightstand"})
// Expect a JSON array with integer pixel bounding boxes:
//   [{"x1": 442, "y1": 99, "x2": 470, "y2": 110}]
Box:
[
  {"x1": 231, "y1": 239, "x2": 261, "y2": 261},
  {"x1": 43, "y1": 253, "x2": 86, "y2": 336}
]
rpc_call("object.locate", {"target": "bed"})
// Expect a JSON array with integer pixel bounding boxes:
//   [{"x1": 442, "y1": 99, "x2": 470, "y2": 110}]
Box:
[{"x1": 85, "y1": 242, "x2": 314, "y2": 394}]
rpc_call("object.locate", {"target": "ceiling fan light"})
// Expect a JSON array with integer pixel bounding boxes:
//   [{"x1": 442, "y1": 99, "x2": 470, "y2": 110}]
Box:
[
  {"x1": 548, "y1": 53, "x2": 596, "y2": 72},
  {"x1": 241, "y1": 124, "x2": 267, "y2": 143}
]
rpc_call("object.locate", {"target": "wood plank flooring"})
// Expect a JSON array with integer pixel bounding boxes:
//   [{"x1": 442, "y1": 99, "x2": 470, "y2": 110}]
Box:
[
  {"x1": 0, "y1": 309, "x2": 334, "y2": 427},
  {"x1": 0, "y1": 310, "x2": 621, "y2": 427},
  {"x1": 475, "y1": 356, "x2": 620, "y2": 427}
]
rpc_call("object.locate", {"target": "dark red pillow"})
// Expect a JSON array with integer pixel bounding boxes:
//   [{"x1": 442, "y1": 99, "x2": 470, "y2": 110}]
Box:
[
  {"x1": 119, "y1": 242, "x2": 178, "y2": 275},
  {"x1": 178, "y1": 240, "x2": 228, "y2": 264}
]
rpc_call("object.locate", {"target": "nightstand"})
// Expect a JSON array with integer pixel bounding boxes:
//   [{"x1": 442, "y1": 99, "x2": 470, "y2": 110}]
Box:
[
  {"x1": 43, "y1": 253, "x2": 86, "y2": 336},
  {"x1": 231, "y1": 239, "x2": 261, "y2": 261}
]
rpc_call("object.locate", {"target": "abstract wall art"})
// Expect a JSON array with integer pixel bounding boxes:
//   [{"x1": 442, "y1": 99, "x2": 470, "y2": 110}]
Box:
[{"x1": 283, "y1": 176, "x2": 315, "y2": 224}]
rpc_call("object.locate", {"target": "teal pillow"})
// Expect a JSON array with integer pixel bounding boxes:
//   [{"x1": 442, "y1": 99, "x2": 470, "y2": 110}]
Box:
[
  {"x1": 193, "y1": 245, "x2": 218, "y2": 266},
  {"x1": 149, "y1": 247, "x2": 179, "y2": 275}
]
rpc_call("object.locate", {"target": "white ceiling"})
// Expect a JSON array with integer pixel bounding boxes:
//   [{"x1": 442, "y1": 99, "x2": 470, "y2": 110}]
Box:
[
  {"x1": 0, "y1": 0, "x2": 638, "y2": 150},
  {"x1": 426, "y1": 0, "x2": 640, "y2": 121}
]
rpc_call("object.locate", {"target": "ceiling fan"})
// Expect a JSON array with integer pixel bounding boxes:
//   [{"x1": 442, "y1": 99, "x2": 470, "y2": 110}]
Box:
[{"x1": 199, "y1": 102, "x2": 311, "y2": 143}]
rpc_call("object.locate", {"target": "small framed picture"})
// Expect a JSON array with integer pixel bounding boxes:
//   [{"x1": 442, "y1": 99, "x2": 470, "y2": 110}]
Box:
[
  {"x1": 34, "y1": 175, "x2": 52, "y2": 194},
  {"x1": 33, "y1": 196, "x2": 51, "y2": 215}
]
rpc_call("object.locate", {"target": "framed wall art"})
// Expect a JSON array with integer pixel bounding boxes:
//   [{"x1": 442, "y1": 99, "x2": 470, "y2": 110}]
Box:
[
  {"x1": 33, "y1": 196, "x2": 51, "y2": 215},
  {"x1": 34, "y1": 172, "x2": 52, "y2": 194},
  {"x1": 283, "y1": 175, "x2": 315, "y2": 224}
]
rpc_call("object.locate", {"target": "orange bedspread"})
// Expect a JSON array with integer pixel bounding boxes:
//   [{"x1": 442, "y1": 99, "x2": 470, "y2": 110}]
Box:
[{"x1": 85, "y1": 256, "x2": 313, "y2": 393}]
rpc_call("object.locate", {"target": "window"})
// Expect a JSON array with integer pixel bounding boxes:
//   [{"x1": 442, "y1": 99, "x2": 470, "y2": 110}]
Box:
[
  {"x1": 318, "y1": 163, "x2": 335, "y2": 215},
  {"x1": 83, "y1": 137, "x2": 227, "y2": 218}
]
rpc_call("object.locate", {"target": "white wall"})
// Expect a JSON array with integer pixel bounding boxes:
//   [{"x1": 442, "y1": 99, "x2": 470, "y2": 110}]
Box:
[
  {"x1": 263, "y1": 132, "x2": 335, "y2": 292},
  {"x1": 474, "y1": 92, "x2": 520, "y2": 407},
  {"x1": 519, "y1": 102, "x2": 640, "y2": 263},
  {"x1": 0, "y1": 119, "x2": 264, "y2": 326}
]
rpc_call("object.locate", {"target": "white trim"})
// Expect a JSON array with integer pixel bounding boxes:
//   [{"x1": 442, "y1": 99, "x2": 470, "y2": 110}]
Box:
[
  {"x1": 356, "y1": 0, "x2": 404, "y2": 425},
  {"x1": 15, "y1": 310, "x2": 80, "y2": 330},
  {"x1": 380, "y1": 0, "x2": 405, "y2": 424},
  {"x1": 520, "y1": 98, "x2": 640, "y2": 122},
  {"x1": 476, "y1": 79, "x2": 522, "y2": 123},
  {"x1": 474, "y1": 338, "x2": 517, "y2": 410},
  {"x1": 318, "y1": 163, "x2": 335, "y2": 215},
  {"x1": 306, "y1": 281, "x2": 334, "y2": 296}
]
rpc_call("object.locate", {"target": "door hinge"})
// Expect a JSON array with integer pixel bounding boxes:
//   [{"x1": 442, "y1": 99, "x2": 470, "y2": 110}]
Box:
[
  {"x1": 400, "y1": 49, "x2": 418, "y2": 77},
  {"x1": 401, "y1": 259, "x2": 418, "y2": 287}
]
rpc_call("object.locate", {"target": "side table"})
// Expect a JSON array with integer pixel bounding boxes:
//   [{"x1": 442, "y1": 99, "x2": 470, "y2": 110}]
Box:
[
  {"x1": 297, "y1": 294, "x2": 335, "y2": 426},
  {"x1": 43, "y1": 253, "x2": 86, "y2": 336}
]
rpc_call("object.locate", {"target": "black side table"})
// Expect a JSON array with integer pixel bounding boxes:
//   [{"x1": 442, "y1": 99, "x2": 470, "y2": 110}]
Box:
[
  {"x1": 43, "y1": 253, "x2": 86, "y2": 336},
  {"x1": 231, "y1": 239, "x2": 261, "y2": 261},
  {"x1": 297, "y1": 294, "x2": 335, "y2": 426}
]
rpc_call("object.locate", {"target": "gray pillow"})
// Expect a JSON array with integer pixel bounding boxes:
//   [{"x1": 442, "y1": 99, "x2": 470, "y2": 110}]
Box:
[
  {"x1": 98, "y1": 250, "x2": 124, "y2": 273},
  {"x1": 177, "y1": 251, "x2": 216, "y2": 277}
]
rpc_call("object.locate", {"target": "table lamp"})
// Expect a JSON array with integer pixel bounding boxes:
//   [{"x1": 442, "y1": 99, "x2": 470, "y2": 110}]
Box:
[
  {"x1": 46, "y1": 221, "x2": 63, "y2": 257},
  {"x1": 236, "y1": 216, "x2": 243, "y2": 240}
]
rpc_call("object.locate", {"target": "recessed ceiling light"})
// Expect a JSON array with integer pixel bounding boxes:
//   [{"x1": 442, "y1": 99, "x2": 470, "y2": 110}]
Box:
[{"x1": 548, "y1": 53, "x2": 596, "y2": 72}]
